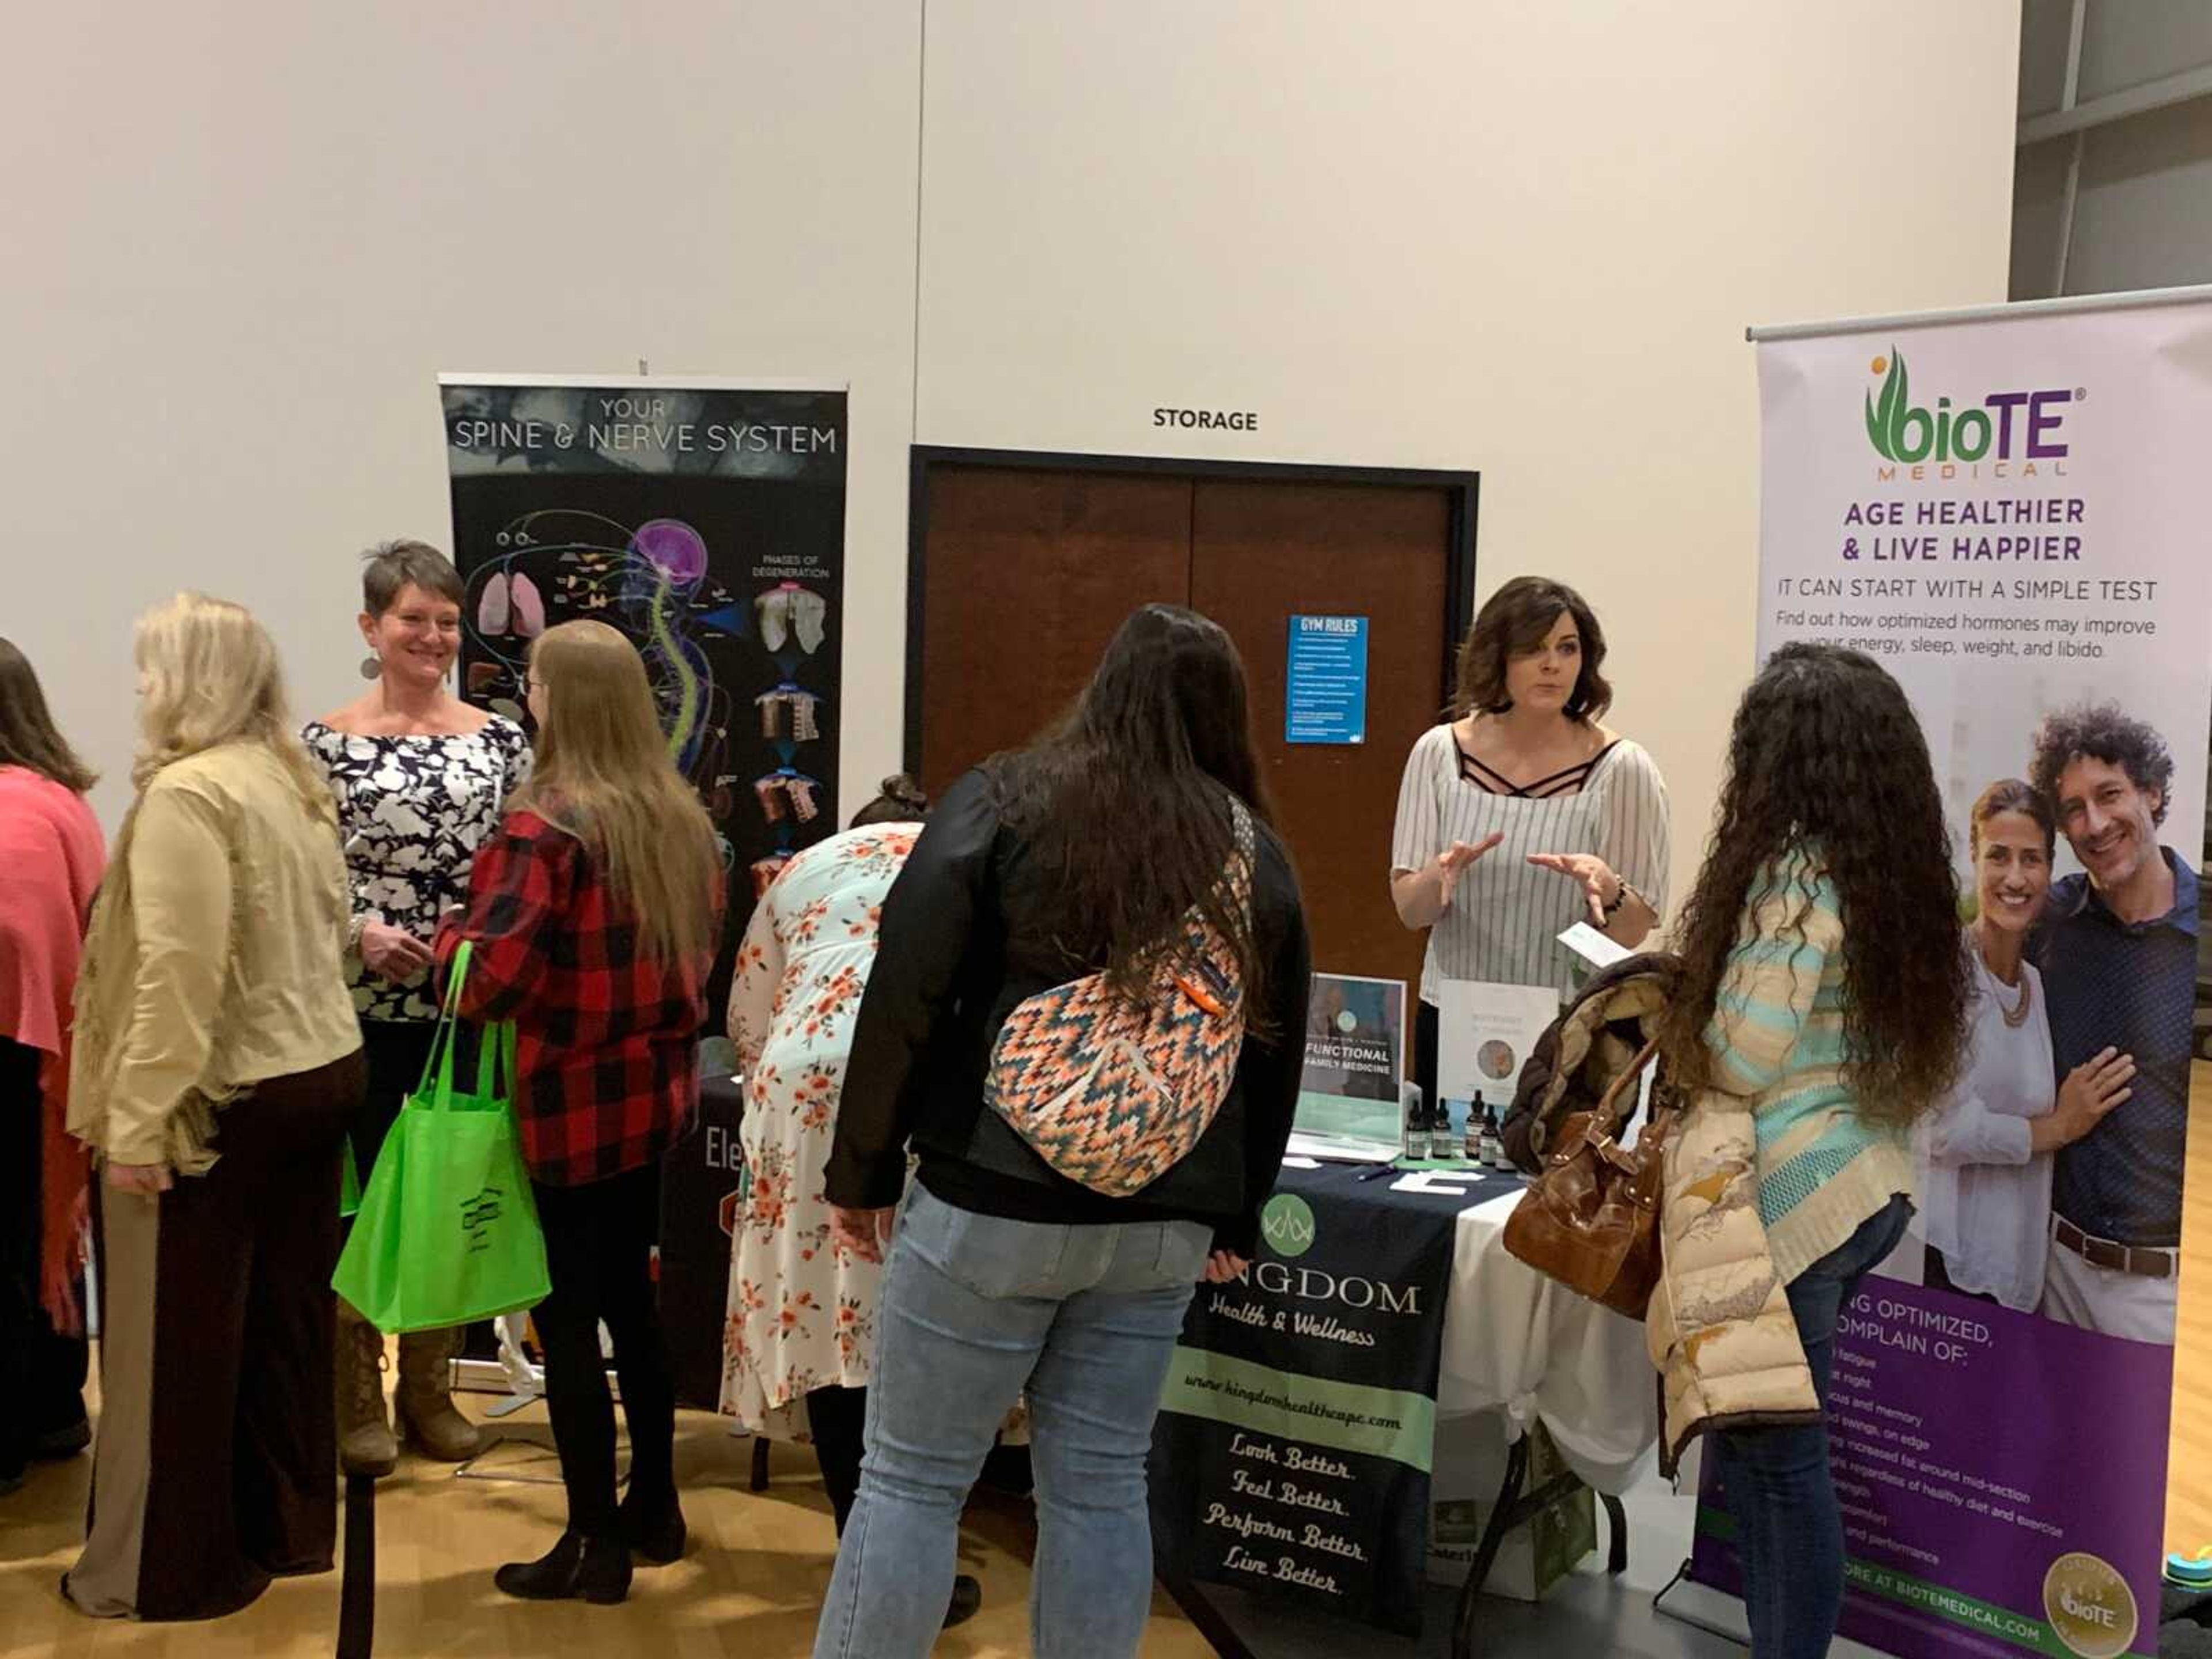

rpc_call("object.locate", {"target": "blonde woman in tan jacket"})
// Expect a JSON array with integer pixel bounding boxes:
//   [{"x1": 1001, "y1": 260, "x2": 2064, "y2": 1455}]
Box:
[{"x1": 65, "y1": 594, "x2": 365, "y2": 1623}]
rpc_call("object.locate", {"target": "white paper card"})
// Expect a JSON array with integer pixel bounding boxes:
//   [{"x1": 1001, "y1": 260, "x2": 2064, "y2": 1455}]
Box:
[
  {"x1": 1285, "y1": 1131, "x2": 1397, "y2": 1165},
  {"x1": 1558, "y1": 922, "x2": 1632, "y2": 971},
  {"x1": 1436, "y1": 980, "x2": 1560, "y2": 1107}
]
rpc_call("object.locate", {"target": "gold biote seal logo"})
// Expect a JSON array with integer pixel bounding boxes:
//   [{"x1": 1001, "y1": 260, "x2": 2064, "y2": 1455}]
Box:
[{"x1": 2041, "y1": 1552, "x2": 2136, "y2": 1658}]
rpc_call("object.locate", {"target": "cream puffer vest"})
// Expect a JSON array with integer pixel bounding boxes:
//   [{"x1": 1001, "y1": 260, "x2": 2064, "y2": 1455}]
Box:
[{"x1": 1646, "y1": 1088, "x2": 1821, "y2": 1475}]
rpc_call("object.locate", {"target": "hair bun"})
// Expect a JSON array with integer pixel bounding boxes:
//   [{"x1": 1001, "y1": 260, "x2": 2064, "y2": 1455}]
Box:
[{"x1": 879, "y1": 773, "x2": 928, "y2": 810}]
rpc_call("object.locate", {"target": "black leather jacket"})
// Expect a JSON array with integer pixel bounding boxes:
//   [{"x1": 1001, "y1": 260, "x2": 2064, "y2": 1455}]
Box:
[{"x1": 825, "y1": 765, "x2": 1312, "y2": 1253}]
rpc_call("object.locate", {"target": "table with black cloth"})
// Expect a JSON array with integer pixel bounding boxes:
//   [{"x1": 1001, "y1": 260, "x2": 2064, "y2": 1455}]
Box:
[{"x1": 1149, "y1": 1157, "x2": 1660, "y2": 1658}]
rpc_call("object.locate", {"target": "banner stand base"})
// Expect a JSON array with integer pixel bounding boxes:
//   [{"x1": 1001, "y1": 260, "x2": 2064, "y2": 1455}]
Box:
[{"x1": 1652, "y1": 1562, "x2": 1749, "y2": 1650}]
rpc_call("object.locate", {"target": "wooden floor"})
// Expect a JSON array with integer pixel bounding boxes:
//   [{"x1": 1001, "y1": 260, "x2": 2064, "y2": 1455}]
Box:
[
  {"x1": 2165, "y1": 1060, "x2": 2212, "y2": 1555},
  {"x1": 0, "y1": 1393, "x2": 1213, "y2": 1658},
  {"x1": 9, "y1": 1081, "x2": 2212, "y2": 1656}
]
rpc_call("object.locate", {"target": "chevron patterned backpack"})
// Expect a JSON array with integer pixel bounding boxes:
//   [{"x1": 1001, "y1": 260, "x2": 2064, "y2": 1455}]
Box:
[{"x1": 986, "y1": 801, "x2": 1257, "y2": 1198}]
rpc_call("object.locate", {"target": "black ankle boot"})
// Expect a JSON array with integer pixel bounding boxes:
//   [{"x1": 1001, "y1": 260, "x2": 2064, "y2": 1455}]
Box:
[
  {"x1": 944, "y1": 1574, "x2": 983, "y2": 1629},
  {"x1": 493, "y1": 1532, "x2": 632, "y2": 1604},
  {"x1": 617, "y1": 1490, "x2": 687, "y2": 1566}
]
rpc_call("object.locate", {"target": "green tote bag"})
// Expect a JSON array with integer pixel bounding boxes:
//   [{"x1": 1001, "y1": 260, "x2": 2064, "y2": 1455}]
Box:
[{"x1": 331, "y1": 942, "x2": 551, "y2": 1332}]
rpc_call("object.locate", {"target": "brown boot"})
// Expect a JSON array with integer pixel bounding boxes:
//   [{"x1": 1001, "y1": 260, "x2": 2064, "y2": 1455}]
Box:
[
  {"x1": 336, "y1": 1305, "x2": 398, "y2": 1479},
  {"x1": 395, "y1": 1327, "x2": 484, "y2": 1463}
]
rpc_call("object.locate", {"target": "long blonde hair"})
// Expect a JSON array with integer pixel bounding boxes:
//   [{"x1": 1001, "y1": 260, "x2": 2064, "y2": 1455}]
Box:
[
  {"x1": 518, "y1": 620, "x2": 720, "y2": 964},
  {"x1": 71, "y1": 594, "x2": 334, "y2": 1170},
  {"x1": 133, "y1": 592, "x2": 332, "y2": 823}
]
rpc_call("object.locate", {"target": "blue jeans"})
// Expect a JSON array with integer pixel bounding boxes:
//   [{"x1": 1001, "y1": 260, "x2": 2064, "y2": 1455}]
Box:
[
  {"x1": 1714, "y1": 1194, "x2": 1912, "y2": 1659},
  {"x1": 812, "y1": 1187, "x2": 1210, "y2": 1659}
]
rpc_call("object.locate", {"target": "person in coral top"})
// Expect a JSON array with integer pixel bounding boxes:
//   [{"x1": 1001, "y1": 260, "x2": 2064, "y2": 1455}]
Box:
[{"x1": 0, "y1": 639, "x2": 105, "y2": 1497}]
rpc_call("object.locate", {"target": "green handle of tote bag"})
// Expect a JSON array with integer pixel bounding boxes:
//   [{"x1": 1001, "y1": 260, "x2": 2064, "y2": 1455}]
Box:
[
  {"x1": 331, "y1": 938, "x2": 551, "y2": 1332},
  {"x1": 415, "y1": 941, "x2": 516, "y2": 1107}
]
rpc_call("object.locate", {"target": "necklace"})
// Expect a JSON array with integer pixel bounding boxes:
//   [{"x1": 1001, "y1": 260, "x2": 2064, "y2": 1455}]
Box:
[{"x1": 1987, "y1": 959, "x2": 2034, "y2": 1029}]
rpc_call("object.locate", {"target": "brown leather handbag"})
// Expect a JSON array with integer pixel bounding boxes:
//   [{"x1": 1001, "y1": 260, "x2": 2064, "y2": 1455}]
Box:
[{"x1": 1501, "y1": 1039, "x2": 1677, "y2": 1320}]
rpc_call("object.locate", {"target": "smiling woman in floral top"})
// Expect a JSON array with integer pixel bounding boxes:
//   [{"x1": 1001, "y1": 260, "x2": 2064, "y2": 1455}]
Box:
[{"x1": 719, "y1": 775, "x2": 979, "y2": 1628}]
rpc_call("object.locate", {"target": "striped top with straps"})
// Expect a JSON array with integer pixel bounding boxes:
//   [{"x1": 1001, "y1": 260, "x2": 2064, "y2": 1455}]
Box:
[{"x1": 1391, "y1": 722, "x2": 1671, "y2": 1002}]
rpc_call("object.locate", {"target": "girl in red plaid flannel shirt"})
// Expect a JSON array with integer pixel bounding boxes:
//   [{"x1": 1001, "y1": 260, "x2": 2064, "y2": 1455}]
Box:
[{"x1": 435, "y1": 620, "x2": 723, "y2": 1605}]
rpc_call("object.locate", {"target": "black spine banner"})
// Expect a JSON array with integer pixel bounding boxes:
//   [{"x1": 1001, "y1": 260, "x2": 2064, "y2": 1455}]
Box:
[{"x1": 440, "y1": 378, "x2": 847, "y2": 1007}]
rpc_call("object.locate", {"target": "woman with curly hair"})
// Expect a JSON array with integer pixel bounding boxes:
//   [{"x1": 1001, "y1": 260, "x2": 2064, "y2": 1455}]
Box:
[{"x1": 1655, "y1": 643, "x2": 1970, "y2": 1658}]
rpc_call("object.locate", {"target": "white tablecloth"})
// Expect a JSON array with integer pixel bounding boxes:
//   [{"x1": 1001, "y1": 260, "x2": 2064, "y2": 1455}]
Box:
[{"x1": 1432, "y1": 1187, "x2": 1658, "y2": 1496}]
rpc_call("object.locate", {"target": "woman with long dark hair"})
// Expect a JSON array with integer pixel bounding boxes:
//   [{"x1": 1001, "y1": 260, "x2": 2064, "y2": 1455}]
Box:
[
  {"x1": 1652, "y1": 643, "x2": 1971, "y2": 1658},
  {"x1": 813, "y1": 605, "x2": 1312, "y2": 1659},
  {"x1": 0, "y1": 640, "x2": 104, "y2": 1497}
]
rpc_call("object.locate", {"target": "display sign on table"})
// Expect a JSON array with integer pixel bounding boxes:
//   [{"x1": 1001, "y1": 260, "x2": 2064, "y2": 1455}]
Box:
[
  {"x1": 1695, "y1": 295, "x2": 2212, "y2": 1659},
  {"x1": 1437, "y1": 980, "x2": 1559, "y2": 1110},
  {"x1": 440, "y1": 376, "x2": 848, "y2": 1009},
  {"x1": 1149, "y1": 1161, "x2": 1517, "y2": 1636},
  {"x1": 1294, "y1": 973, "x2": 1406, "y2": 1147},
  {"x1": 1285, "y1": 614, "x2": 1370, "y2": 745}
]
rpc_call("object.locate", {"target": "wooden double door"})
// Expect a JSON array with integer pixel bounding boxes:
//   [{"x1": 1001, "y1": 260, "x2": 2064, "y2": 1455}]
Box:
[{"x1": 908, "y1": 456, "x2": 1471, "y2": 994}]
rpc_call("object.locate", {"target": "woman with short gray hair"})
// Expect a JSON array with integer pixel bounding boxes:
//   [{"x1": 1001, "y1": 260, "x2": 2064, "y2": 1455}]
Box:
[{"x1": 302, "y1": 540, "x2": 528, "y2": 1476}]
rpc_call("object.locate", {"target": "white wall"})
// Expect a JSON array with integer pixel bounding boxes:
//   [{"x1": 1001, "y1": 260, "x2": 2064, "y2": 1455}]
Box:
[
  {"x1": 9, "y1": 0, "x2": 2020, "y2": 907},
  {"x1": 915, "y1": 0, "x2": 2021, "y2": 902},
  {"x1": 5, "y1": 2, "x2": 923, "y2": 827}
]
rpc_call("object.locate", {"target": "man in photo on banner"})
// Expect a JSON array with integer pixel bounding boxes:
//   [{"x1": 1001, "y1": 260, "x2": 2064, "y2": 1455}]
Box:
[{"x1": 2029, "y1": 705, "x2": 2198, "y2": 1345}]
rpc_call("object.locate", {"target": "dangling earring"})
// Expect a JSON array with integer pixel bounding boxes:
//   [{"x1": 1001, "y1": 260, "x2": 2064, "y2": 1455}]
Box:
[{"x1": 360, "y1": 652, "x2": 382, "y2": 680}]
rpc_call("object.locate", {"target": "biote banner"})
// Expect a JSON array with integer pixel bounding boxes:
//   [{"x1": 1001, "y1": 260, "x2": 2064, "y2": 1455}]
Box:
[
  {"x1": 1692, "y1": 298, "x2": 2212, "y2": 1658},
  {"x1": 439, "y1": 376, "x2": 848, "y2": 1003}
]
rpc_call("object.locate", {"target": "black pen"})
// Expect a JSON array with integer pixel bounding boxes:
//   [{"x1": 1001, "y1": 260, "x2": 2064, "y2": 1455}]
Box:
[{"x1": 1356, "y1": 1163, "x2": 1401, "y2": 1181}]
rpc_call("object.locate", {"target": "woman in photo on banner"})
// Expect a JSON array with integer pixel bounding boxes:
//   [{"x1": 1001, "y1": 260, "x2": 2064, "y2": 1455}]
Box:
[
  {"x1": 65, "y1": 594, "x2": 366, "y2": 1622},
  {"x1": 305, "y1": 539, "x2": 530, "y2": 1478},
  {"x1": 1916, "y1": 779, "x2": 2135, "y2": 1313},
  {"x1": 1389, "y1": 576, "x2": 1670, "y2": 1111},
  {"x1": 719, "y1": 774, "x2": 984, "y2": 1631},
  {"x1": 812, "y1": 604, "x2": 1312, "y2": 1659},
  {"x1": 0, "y1": 640, "x2": 106, "y2": 1498},
  {"x1": 433, "y1": 619, "x2": 723, "y2": 1605},
  {"x1": 1650, "y1": 643, "x2": 1971, "y2": 1659}
]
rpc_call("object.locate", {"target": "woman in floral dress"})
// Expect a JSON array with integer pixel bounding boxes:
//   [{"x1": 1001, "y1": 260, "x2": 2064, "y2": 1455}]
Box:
[{"x1": 720, "y1": 777, "x2": 979, "y2": 1620}]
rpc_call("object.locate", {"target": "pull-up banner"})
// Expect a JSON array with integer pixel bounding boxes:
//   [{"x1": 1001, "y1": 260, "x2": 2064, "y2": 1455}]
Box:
[
  {"x1": 438, "y1": 376, "x2": 848, "y2": 1005},
  {"x1": 1697, "y1": 298, "x2": 2212, "y2": 1658}
]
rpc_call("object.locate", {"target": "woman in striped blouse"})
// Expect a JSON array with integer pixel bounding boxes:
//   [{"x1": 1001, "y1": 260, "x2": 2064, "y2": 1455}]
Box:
[
  {"x1": 1657, "y1": 643, "x2": 1971, "y2": 1658},
  {"x1": 1389, "y1": 576, "x2": 1671, "y2": 1110}
]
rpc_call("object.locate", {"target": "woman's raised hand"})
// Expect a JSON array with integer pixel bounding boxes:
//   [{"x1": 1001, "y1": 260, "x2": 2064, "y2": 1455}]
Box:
[{"x1": 1436, "y1": 833, "x2": 1505, "y2": 907}]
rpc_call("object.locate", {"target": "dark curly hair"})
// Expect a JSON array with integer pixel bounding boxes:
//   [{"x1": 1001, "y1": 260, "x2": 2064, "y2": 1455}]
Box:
[
  {"x1": 1657, "y1": 644, "x2": 1969, "y2": 1127},
  {"x1": 2028, "y1": 703, "x2": 2173, "y2": 827},
  {"x1": 1452, "y1": 576, "x2": 1612, "y2": 722}
]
